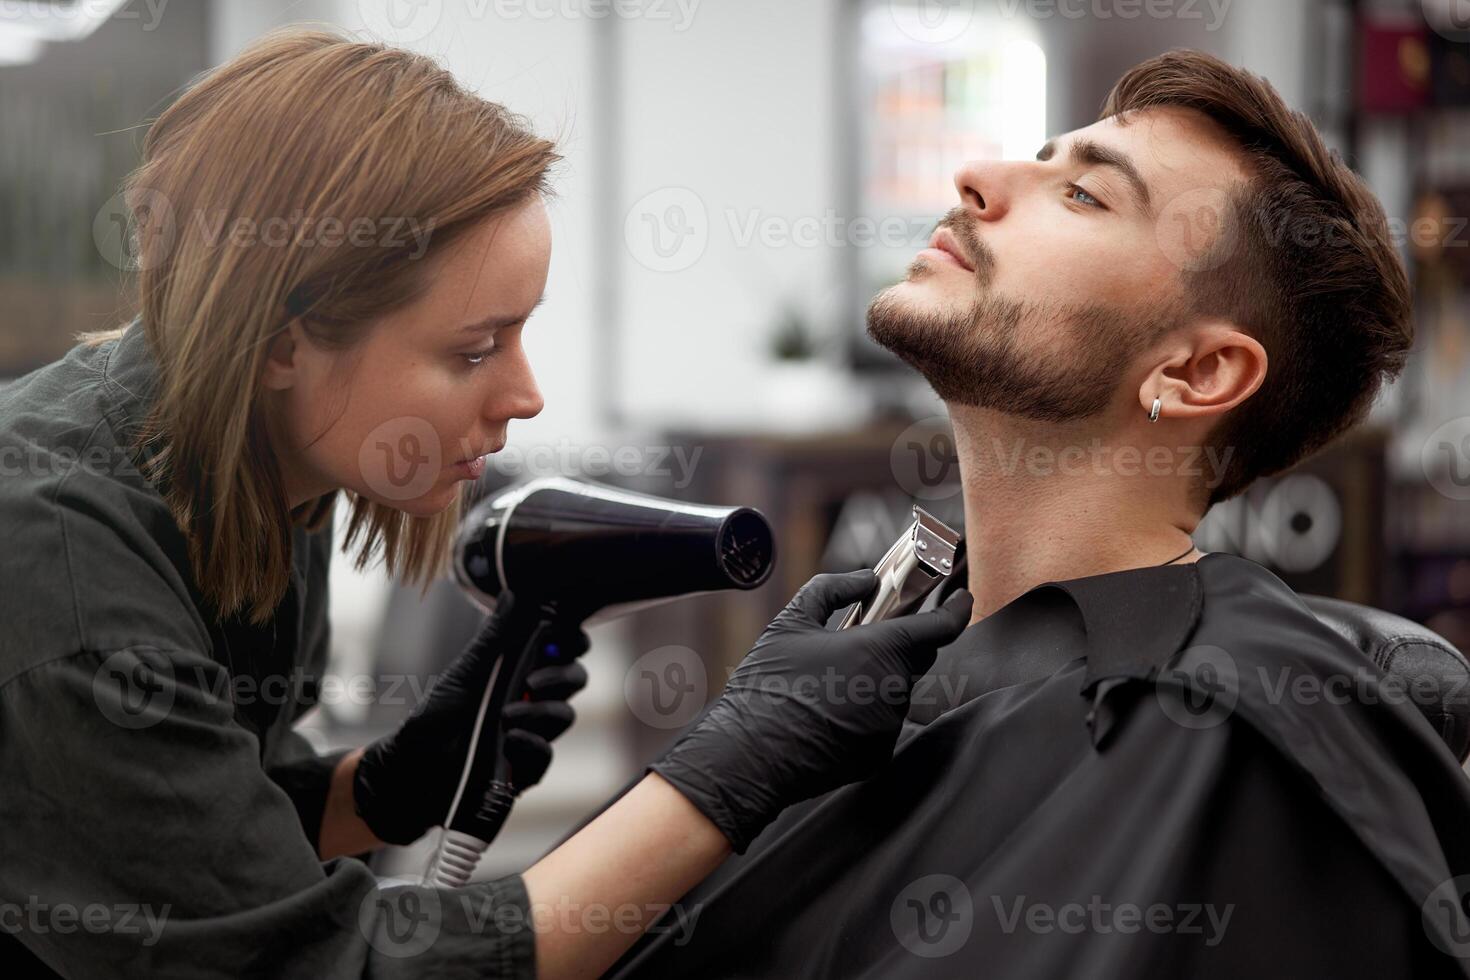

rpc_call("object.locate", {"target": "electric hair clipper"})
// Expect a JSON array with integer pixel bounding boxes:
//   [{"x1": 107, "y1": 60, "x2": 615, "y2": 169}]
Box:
[{"x1": 836, "y1": 506, "x2": 962, "y2": 629}]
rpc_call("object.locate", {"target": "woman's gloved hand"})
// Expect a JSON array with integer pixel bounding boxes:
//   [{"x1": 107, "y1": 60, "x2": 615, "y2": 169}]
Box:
[
  {"x1": 650, "y1": 569, "x2": 973, "y2": 854},
  {"x1": 352, "y1": 594, "x2": 590, "y2": 846}
]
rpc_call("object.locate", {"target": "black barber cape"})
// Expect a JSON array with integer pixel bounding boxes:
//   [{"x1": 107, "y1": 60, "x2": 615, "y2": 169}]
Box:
[
  {"x1": 610, "y1": 553, "x2": 1470, "y2": 978},
  {"x1": 0, "y1": 323, "x2": 534, "y2": 978}
]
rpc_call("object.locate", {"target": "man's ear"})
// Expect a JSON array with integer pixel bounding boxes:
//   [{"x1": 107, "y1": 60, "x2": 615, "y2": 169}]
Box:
[
  {"x1": 260, "y1": 321, "x2": 303, "y2": 392},
  {"x1": 1140, "y1": 320, "x2": 1268, "y2": 422}
]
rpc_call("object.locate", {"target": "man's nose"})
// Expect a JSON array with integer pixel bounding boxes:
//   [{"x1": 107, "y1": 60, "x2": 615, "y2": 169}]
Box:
[{"x1": 953, "y1": 159, "x2": 1017, "y2": 223}]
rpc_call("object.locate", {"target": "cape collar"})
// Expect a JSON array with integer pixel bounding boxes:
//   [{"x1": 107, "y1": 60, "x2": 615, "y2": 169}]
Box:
[{"x1": 913, "y1": 553, "x2": 1209, "y2": 721}]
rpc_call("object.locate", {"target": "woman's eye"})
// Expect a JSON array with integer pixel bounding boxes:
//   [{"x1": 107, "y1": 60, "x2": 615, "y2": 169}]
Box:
[
  {"x1": 461, "y1": 346, "x2": 499, "y2": 369},
  {"x1": 1067, "y1": 183, "x2": 1103, "y2": 209}
]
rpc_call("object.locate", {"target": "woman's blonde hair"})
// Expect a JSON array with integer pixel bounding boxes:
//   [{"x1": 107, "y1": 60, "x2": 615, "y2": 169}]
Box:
[{"x1": 81, "y1": 27, "x2": 560, "y2": 625}]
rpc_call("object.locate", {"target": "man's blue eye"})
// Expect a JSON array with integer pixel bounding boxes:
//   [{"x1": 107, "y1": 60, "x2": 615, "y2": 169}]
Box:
[{"x1": 1067, "y1": 183, "x2": 1102, "y2": 208}]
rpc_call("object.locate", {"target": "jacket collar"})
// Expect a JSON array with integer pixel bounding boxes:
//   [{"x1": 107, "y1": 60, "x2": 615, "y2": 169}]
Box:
[{"x1": 97, "y1": 318, "x2": 168, "y2": 489}]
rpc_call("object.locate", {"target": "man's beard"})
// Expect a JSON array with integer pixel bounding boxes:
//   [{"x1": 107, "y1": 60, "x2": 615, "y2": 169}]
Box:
[{"x1": 867, "y1": 261, "x2": 1179, "y2": 423}]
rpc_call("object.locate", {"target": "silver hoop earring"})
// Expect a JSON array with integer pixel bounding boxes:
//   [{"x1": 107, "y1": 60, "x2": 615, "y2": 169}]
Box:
[{"x1": 1148, "y1": 396, "x2": 1162, "y2": 423}]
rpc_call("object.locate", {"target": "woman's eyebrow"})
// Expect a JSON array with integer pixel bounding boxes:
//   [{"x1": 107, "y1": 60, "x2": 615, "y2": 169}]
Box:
[{"x1": 459, "y1": 294, "x2": 545, "y2": 333}]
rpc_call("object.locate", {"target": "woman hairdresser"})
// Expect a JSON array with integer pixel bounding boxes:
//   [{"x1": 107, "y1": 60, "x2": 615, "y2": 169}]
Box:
[{"x1": 0, "y1": 29, "x2": 972, "y2": 980}]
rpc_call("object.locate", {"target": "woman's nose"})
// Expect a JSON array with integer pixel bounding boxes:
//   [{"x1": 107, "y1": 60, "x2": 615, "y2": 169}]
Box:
[{"x1": 494, "y1": 351, "x2": 544, "y2": 422}]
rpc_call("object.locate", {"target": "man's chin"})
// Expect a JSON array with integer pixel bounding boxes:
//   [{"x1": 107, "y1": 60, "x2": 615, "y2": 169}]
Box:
[{"x1": 866, "y1": 283, "x2": 967, "y2": 351}]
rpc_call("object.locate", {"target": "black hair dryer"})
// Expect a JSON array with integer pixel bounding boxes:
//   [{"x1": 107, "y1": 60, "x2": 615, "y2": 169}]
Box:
[{"x1": 424, "y1": 477, "x2": 776, "y2": 887}]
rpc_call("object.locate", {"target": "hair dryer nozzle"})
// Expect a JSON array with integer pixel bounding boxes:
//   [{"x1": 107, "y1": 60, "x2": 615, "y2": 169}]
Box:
[{"x1": 453, "y1": 477, "x2": 776, "y2": 621}]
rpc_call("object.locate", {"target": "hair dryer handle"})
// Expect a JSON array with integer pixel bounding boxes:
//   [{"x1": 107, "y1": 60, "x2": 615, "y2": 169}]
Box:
[{"x1": 443, "y1": 606, "x2": 570, "y2": 842}]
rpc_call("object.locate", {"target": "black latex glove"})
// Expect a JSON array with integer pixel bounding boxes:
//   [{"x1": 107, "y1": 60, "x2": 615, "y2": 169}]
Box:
[
  {"x1": 650, "y1": 569, "x2": 973, "y2": 854},
  {"x1": 352, "y1": 594, "x2": 590, "y2": 846}
]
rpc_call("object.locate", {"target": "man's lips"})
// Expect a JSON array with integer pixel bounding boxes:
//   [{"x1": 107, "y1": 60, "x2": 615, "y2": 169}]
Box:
[{"x1": 928, "y1": 227, "x2": 976, "y2": 273}]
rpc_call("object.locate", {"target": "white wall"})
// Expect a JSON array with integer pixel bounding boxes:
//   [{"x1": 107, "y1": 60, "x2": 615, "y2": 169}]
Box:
[{"x1": 616, "y1": 0, "x2": 846, "y2": 428}]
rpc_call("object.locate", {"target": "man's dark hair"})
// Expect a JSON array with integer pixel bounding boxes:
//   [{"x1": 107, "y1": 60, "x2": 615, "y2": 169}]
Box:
[{"x1": 1102, "y1": 50, "x2": 1413, "y2": 508}]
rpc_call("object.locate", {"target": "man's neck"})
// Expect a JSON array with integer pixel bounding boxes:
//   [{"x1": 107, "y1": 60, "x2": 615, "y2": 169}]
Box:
[{"x1": 951, "y1": 407, "x2": 1202, "y2": 625}]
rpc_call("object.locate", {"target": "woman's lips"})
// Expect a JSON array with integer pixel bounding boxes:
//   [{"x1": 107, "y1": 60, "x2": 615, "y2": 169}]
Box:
[
  {"x1": 453, "y1": 455, "x2": 487, "y2": 479},
  {"x1": 451, "y1": 444, "x2": 502, "y2": 480}
]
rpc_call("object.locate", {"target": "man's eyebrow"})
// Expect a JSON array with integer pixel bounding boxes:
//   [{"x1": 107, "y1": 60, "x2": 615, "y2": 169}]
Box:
[
  {"x1": 459, "y1": 294, "x2": 545, "y2": 333},
  {"x1": 1037, "y1": 137, "x2": 1154, "y2": 217}
]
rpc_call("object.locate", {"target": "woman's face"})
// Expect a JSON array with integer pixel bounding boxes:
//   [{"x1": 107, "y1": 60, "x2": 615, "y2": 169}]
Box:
[{"x1": 262, "y1": 196, "x2": 550, "y2": 516}]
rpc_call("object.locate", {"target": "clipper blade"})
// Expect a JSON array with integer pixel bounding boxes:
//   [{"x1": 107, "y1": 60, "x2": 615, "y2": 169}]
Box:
[{"x1": 836, "y1": 506, "x2": 962, "y2": 630}]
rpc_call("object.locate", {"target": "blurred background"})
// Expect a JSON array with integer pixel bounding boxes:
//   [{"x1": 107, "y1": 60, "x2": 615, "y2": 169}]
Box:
[{"x1": 2, "y1": 0, "x2": 1468, "y2": 879}]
